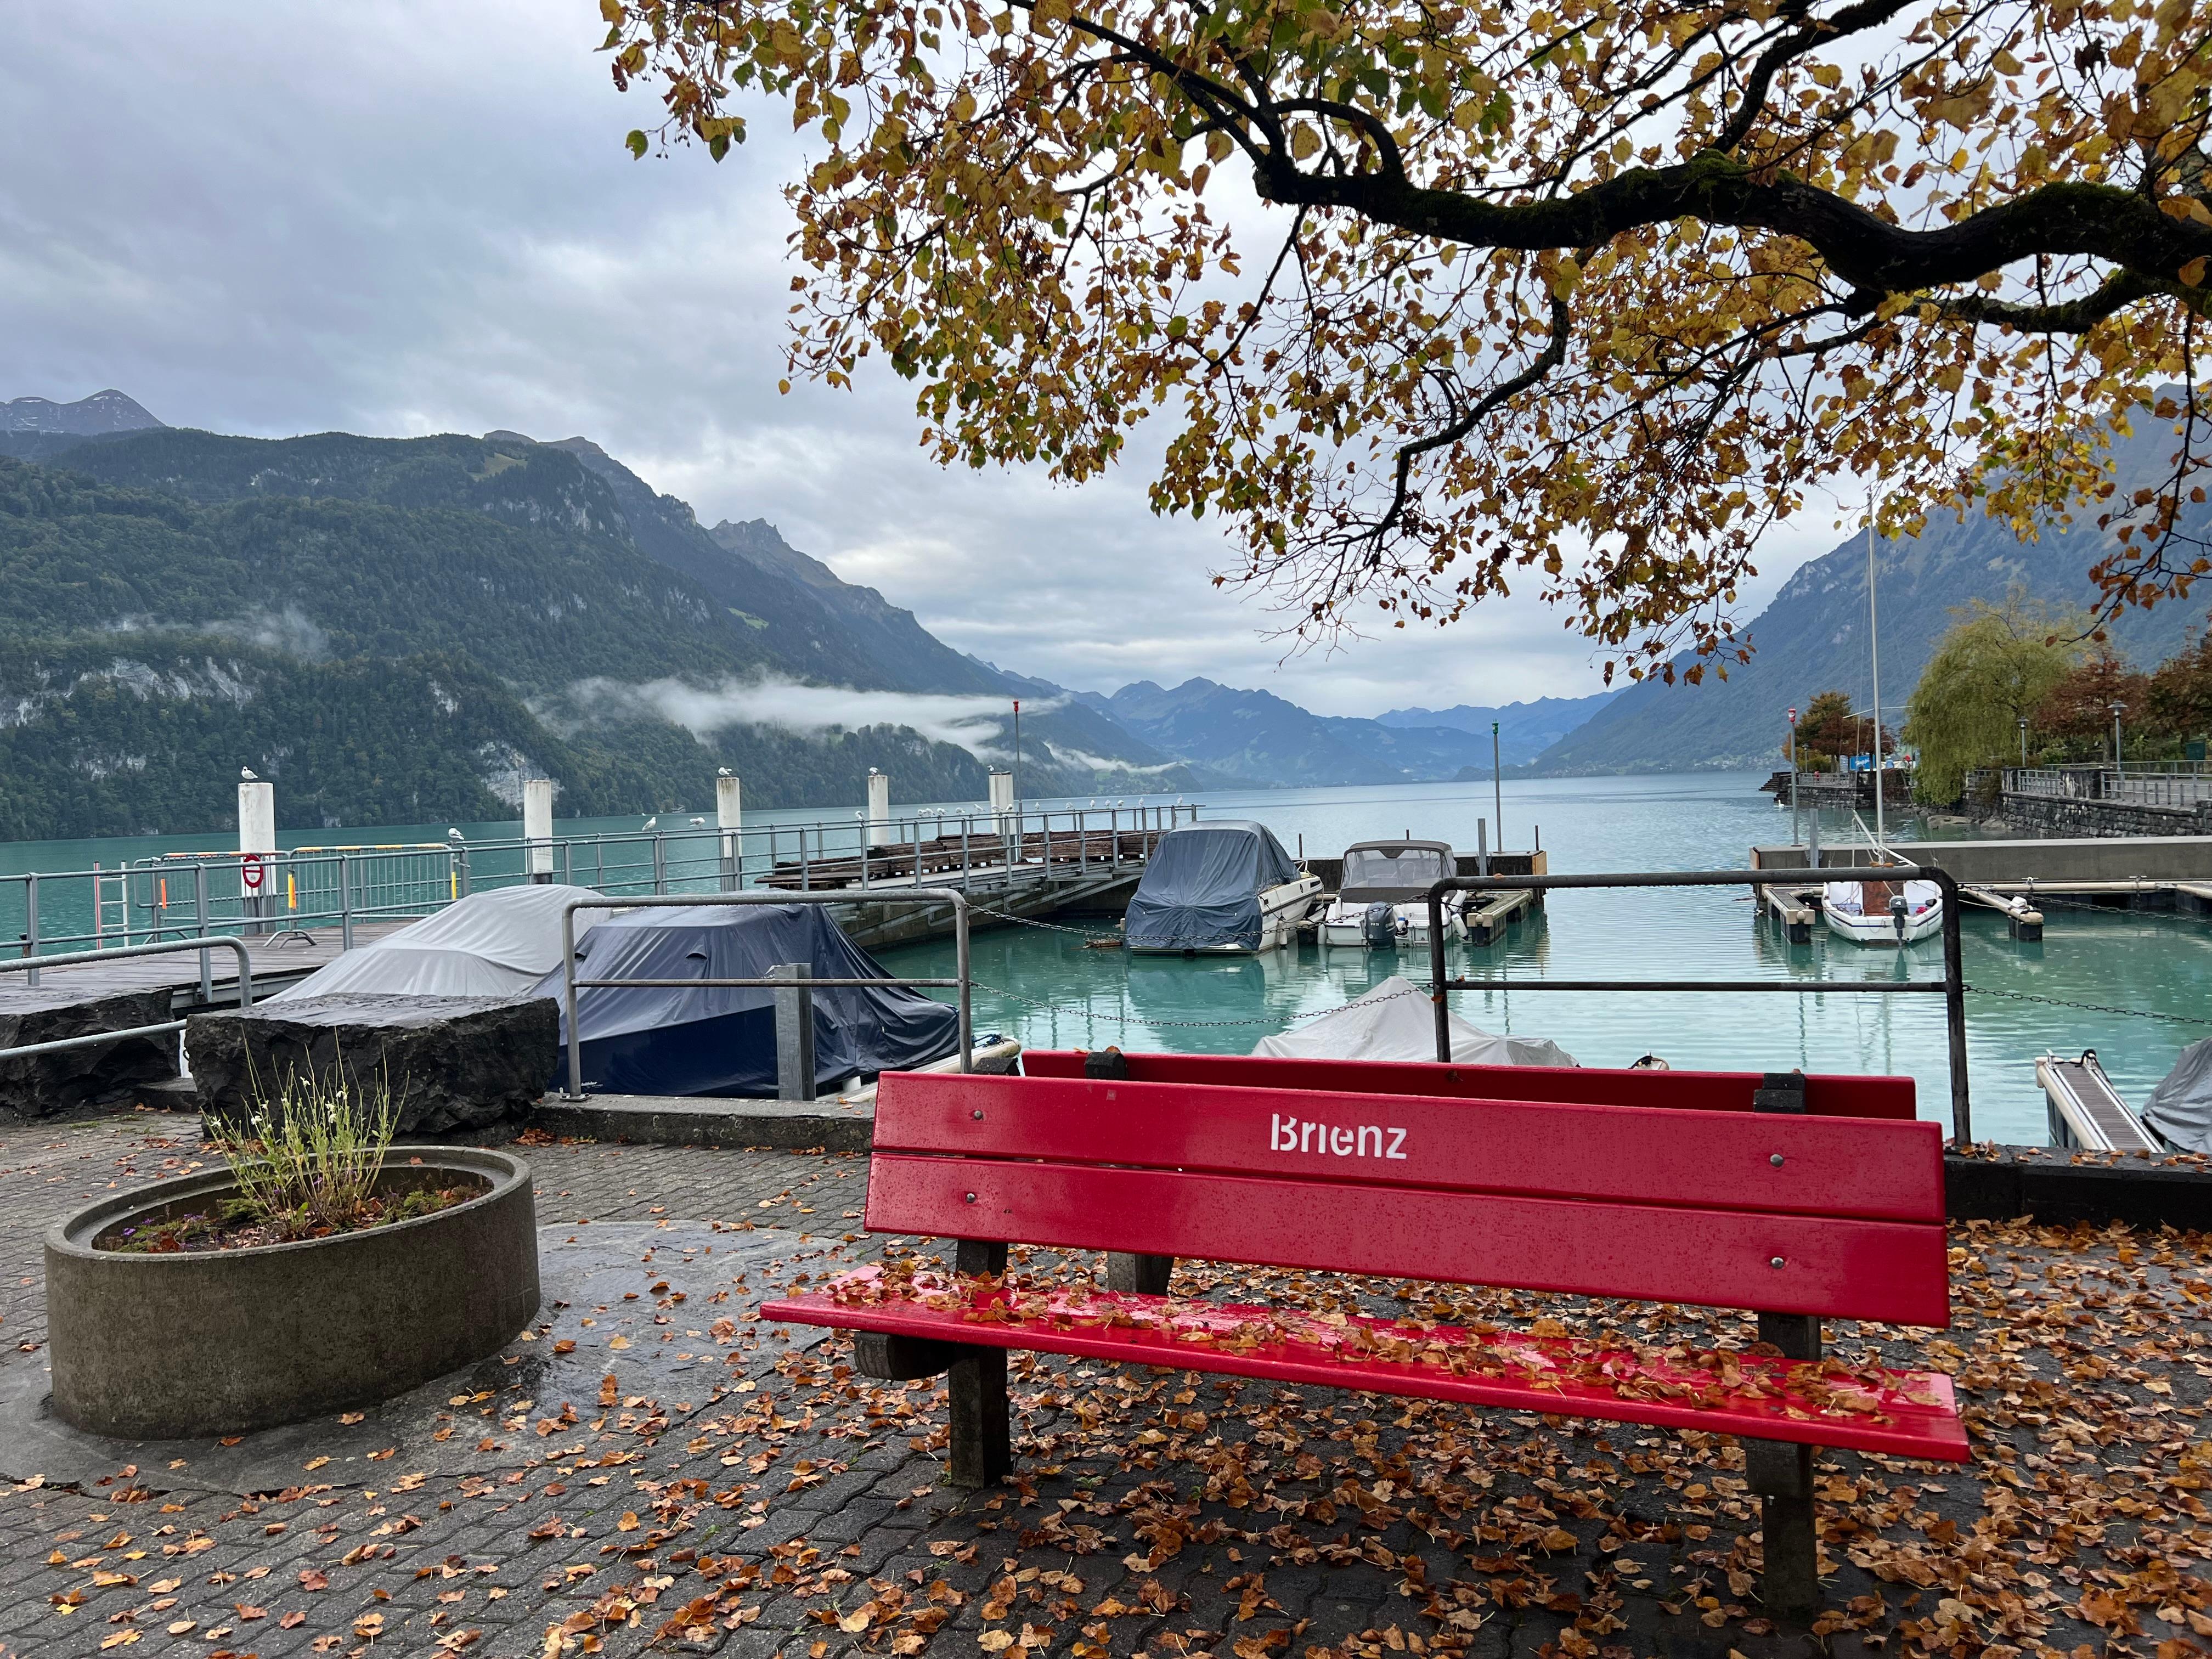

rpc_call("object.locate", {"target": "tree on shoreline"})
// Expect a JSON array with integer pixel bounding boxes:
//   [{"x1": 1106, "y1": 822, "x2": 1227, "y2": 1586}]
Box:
[
  {"x1": 1901, "y1": 595, "x2": 2082, "y2": 801},
  {"x1": 603, "y1": 0, "x2": 2212, "y2": 683}
]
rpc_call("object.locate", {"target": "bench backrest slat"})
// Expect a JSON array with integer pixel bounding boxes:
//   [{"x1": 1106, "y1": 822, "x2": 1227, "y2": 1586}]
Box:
[
  {"x1": 874, "y1": 1073, "x2": 1946, "y2": 1222},
  {"x1": 866, "y1": 1152, "x2": 1951, "y2": 1325},
  {"x1": 1020, "y1": 1051, "x2": 1916, "y2": 1120}
]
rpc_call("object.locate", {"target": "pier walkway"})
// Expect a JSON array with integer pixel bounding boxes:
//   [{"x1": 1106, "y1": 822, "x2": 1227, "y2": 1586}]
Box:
[{"x1": 0, "y1": 1112, "x2": 2202, "y2": 1658}]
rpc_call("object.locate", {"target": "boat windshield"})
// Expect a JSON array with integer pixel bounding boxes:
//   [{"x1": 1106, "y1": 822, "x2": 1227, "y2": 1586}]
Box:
[{"x1": 1342, "y1": 844, "x2": 1453, "y2": 895}]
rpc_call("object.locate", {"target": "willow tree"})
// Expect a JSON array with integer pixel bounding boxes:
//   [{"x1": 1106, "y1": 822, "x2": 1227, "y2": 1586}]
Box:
[
  {"x1": 1901, "y1": 594, "x2": 2083, "y2": 799},
  {"x1": 601, "y1": 0, "x2": 2212, "y2": 681}
]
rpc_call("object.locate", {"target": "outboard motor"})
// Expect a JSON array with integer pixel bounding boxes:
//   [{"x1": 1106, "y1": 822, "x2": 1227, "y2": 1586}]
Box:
[
  {"x1": 1889, "y1": 892, "x2": 1910, "y2": 943},
  {"x1": 1361, "y1": 901, "x2": 1398, "y2": 949}
]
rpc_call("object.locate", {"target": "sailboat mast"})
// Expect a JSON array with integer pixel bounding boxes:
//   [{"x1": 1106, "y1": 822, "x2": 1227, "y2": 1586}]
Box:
[{"x1": 1867, "y1": 501, "x2": 1886, "y2": 845}]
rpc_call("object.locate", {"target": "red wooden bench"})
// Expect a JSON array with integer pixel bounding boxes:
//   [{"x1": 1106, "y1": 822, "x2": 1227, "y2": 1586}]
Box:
[{"x1": 761, "y1": 1054, "x2": 1965, "y2": 1617}]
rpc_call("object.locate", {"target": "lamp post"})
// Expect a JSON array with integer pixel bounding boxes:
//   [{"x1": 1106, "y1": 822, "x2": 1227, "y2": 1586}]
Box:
[
  {"x1": 2018, "y1": 715, "x2": 2028, "y2": 769},
  {"x1": 1787, "y1": 707, "x2": 1800, "y2": 848},
  {"x1": 2111, "y1": 701, "x2": 2126, "y2": 769}
]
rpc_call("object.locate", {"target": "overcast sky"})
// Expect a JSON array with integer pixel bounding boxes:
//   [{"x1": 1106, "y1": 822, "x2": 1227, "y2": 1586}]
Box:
[{"x1": 1, "y1": 2, "x2": 1855, "y2": 717}]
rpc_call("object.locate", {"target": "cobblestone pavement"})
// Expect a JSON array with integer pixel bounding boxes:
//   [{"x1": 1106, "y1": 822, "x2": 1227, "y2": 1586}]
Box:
[{"x1": 0, "y1": 1114, "x2": 2208, "y2": 1659}]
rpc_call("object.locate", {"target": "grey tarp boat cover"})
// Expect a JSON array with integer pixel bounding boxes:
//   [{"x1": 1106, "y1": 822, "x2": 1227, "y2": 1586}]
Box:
[
  {"x1": 1340, "y1": 842, "x2": 1457, "y2": 904},
  {"x1": 1251, "y1": 975, "x2": 1577, "y2": 1068},
  {"x1": 1125, "y1": 821, "x2": 1302, "y2": 951},
  {"x1": 536, "y1": 903, "x2": 960, "y2": 1097},
  {"x1": 270, "y1": 883, "x2": 613, "y2": 1001},
  {"x1": 2144, "y1": 1036, "x2": 2212, "y2": 1152}
]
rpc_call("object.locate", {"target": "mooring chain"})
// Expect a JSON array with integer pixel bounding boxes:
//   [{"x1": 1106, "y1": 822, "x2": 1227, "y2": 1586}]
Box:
[{"x1": 1965, "y1": 984, "x2": 2212, "y2": 1026}]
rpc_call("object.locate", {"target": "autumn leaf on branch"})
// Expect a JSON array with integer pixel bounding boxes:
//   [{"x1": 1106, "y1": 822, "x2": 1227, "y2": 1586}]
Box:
[{"x1": 601, "y1": 0, "x2": 2212, "y2": 679}]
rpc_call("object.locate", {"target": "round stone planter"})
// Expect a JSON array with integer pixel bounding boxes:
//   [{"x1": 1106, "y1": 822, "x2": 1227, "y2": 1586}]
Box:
[{"x1": 45, "y1": 1147, "x2": 539, "y2": 1440}]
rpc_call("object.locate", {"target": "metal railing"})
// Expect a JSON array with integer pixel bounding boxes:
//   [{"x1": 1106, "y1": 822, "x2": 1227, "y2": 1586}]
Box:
[
  {"x1": 0, "y1": 936, "x2": 255, "y2": 1063},
  {"x1": 556, "y1": 890, "x2": 974, "y2": 1103},
  {"x1": 1, "y1": 802, "x2": 1198, "y2": 972},
  {"x1": 2004, "y1": 766, "x2": 2212, "y2": 808},
  {"x1": 1423, "y1": 866, "x2": 1973, "y2": 1147}
]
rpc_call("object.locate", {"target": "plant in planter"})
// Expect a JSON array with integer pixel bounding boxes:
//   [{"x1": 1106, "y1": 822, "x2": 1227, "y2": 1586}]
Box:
[
  {"x1": 104, "y1": 1066, "x2": 484, "y2": 1255},
  {"x1": 45, "y1": 1063, "x2": 540, "y2": 1438}
]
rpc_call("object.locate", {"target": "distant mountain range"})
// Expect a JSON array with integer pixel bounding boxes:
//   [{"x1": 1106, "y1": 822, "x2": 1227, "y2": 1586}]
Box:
[
  {"x1": 1536, "y1": 417, "x2": 2212, "y2": 774},
  {"x1": 1377, "y1": 695, "x2": 1621, "y2": 765},
  {"x1": 0, "y1": 398, "x2": 1194, "y2": 838},
  {"x1": 11, "y1": 381, "x2": 2191, "y2": 836}
]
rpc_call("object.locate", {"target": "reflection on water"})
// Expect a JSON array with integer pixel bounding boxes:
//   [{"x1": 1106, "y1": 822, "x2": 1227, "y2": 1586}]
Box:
[{"x1": 881, "y1": 772, "x2": 2212, "y2": 1146}]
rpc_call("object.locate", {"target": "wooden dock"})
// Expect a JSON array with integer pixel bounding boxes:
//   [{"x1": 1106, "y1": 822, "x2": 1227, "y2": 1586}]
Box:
[
  {"x1": 1759, "y1": 883, "x2": 1818, "y2": 944},
  {"x1": 1464, "y1": 888, "x2": 1536, "y2": 945},
  {"x1": 755, "y1": 827, "x2": 1160, "y2": 891},
  {"x1": 2, "y1": 918, "x2": 416, "y2": 1015}
]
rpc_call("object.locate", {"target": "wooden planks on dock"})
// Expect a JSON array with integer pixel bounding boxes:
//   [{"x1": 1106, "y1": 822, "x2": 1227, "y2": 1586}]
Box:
[
  {"x1": 2, "y1": 918, "x2": 417, "y2": 1013},
  {"x1": 756, "y1": 828, "x2": 1159, "y2": 891}
]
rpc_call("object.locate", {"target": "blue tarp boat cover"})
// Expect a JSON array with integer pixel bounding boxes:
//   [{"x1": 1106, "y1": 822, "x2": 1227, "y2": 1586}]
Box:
[
  {"x1": 535, "y1": 904, "x2": 959, "y2": 1097},
  {"x1": 1124, "y1": 821, "x2": 1302, "y2": 951}
]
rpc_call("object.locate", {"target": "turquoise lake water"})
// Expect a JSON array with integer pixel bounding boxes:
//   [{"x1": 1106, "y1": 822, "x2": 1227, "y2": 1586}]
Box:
[{"x1": 7, "y1": 772, "x2": 2209, "y2": 1144}]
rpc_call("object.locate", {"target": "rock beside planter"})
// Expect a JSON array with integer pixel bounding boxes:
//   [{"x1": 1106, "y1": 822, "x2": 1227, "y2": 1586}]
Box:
[
  {"x1": 46, "y1": 1147, "x2": 539, "y2": 1438},
  {"x1": 187, "y1": 994, "x2": 558, "y2": 1135},
  {"x1": 0, "y1": 987, "x2": 181, "y2": 1119}
]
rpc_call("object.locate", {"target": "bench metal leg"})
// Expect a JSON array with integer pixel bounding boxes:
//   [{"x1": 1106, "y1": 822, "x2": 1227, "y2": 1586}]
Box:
[
  {"x1": 1747, "y1": 1312, "x2": 1822, "y2": 1620},
  {"x1": 945, "y1": 1239, "x2": 1011, "y2": 1489},
  {"x1": 1106, "y1": 1252, "x2": 1173, "y2": 1295}
]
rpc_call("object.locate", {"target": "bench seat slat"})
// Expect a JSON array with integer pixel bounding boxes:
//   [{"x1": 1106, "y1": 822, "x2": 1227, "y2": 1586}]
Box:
[
  {"x1": 1020, "y1": 1052, "x2": 1917, "y2": 1120},
  {"x1": 876, "y1": 1075, "x2": 1945, "y2": 1222},
  {"x1": 761, "y1": 1276, "x2": 1968, "y2": 1464},
  {"x1": 866, "y1": 1154, "x2": 1951, "y2": 1326}
]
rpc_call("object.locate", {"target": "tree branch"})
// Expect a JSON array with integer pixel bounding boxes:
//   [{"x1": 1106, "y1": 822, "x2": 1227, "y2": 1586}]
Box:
[{"x1": 1252, "y1": 149, "x2": 2212, "y2": 312}]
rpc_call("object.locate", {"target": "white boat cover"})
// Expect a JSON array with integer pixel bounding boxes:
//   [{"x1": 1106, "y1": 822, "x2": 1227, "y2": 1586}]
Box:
[
  {"x1": 1251, "y1": 975, "x2": 1577, "y2": 1068},
  {"x1": 269, "y1": 883, "x2": 613, "y2": 1002},
  {"x1": 2144, "y1": 1037, "x2": 2212, "y2": 1152},
  {"x1": 1821, "y1": 878, "x2": 1942, "y2": 917}
]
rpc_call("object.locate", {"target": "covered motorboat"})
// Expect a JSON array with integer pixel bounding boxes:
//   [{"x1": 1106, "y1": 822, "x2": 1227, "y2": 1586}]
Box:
[
  {"x1": 269, "y1": 883, "x2": 612, "y2": 1001},
  {"x1": 1124, "y1": 821, "x2": 1320, "y2": 953},
  {"x1": 1252, "y1": 976, "x2": 1576, "y2": 1066},
  {"x1": 1317, "y1": 840, "x2": 1460, "y2": 948},
  {"x1": 538, "y1": 903, "x2": 959, "y2": 1096},
  {"x1": 1821, "y1": 875, "x2": 1943, "y2": 946}
]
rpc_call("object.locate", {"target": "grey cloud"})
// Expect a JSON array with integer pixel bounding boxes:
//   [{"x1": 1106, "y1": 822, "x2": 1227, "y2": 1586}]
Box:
[{"x1": 1, "y1": 2, "x2": 1836, "y2": 718}]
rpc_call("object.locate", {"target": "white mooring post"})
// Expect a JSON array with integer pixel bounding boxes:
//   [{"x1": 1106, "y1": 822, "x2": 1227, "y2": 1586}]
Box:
[
  {"x1": 716, "y1": 772, "x2": 743, "y2": 891},
  {"x1": 988, "y1": 769, "x2": 1014, "y2": 861},
  {"x1": 866, "y1": 770, "x2": 891, "y2": 842},
  {"x1": 239, "y1": 777, "x2": 275, "y2": 933},
  {"x1": 524, "y1": 778, "x2": 555, "y2": 884}
]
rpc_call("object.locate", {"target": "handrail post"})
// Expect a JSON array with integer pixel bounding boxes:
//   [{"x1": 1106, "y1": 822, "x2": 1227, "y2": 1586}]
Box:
[
  {"x1": 340, "y1": 854, "x2": 355, "y2": 951},
  {"x1": 194, "y1": 864, "x2": 211, "y2": 1001},
  {"x1": 562, "y1": 906, "x2": 584, "y2": 1101},
  {"x1": 1938, "y1": 871, "x2": 1972, "y2": 1148},
  {"x1": 25, "y1": 873, "x2": 38, "y2": 988},
  {"x1": 770, "y1": 962, "x2": 817, "y2": 1101}
]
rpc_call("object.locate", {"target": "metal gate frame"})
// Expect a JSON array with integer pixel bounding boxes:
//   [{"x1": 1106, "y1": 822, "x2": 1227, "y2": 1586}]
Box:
[
  {"x1": 1424, "y1": 865, "x2": 1972, "y2": 1145},
  {"x1": 557, "y1": 890, "x2": 973, "y2": 1103}
]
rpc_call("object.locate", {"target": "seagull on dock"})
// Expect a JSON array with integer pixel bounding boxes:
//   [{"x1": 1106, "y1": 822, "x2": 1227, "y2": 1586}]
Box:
[
  {"x1": 689, "y1": 816, "x2": 706, "y2": 827},
  {"x1": 240, "y1": 766, "x2": 258, "y2": 781},
  {"x1": 717, "y1": 766, "x2": 732, "y2": 777},
  {"x1": 642, "y1": 815, "x2": 658, "y2": 831}
]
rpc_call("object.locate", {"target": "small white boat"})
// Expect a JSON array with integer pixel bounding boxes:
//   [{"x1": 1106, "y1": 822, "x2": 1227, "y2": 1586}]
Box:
[
  {"x1": 1124, "y1": 821, "x2": 1322, "y2": 954},
  {"x1": 1821, "y1": 874, "x2": 1943, "y2": 946},
  {"x1": 1318, "y1": 840, "x2": 1461, "y2": 949}
]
